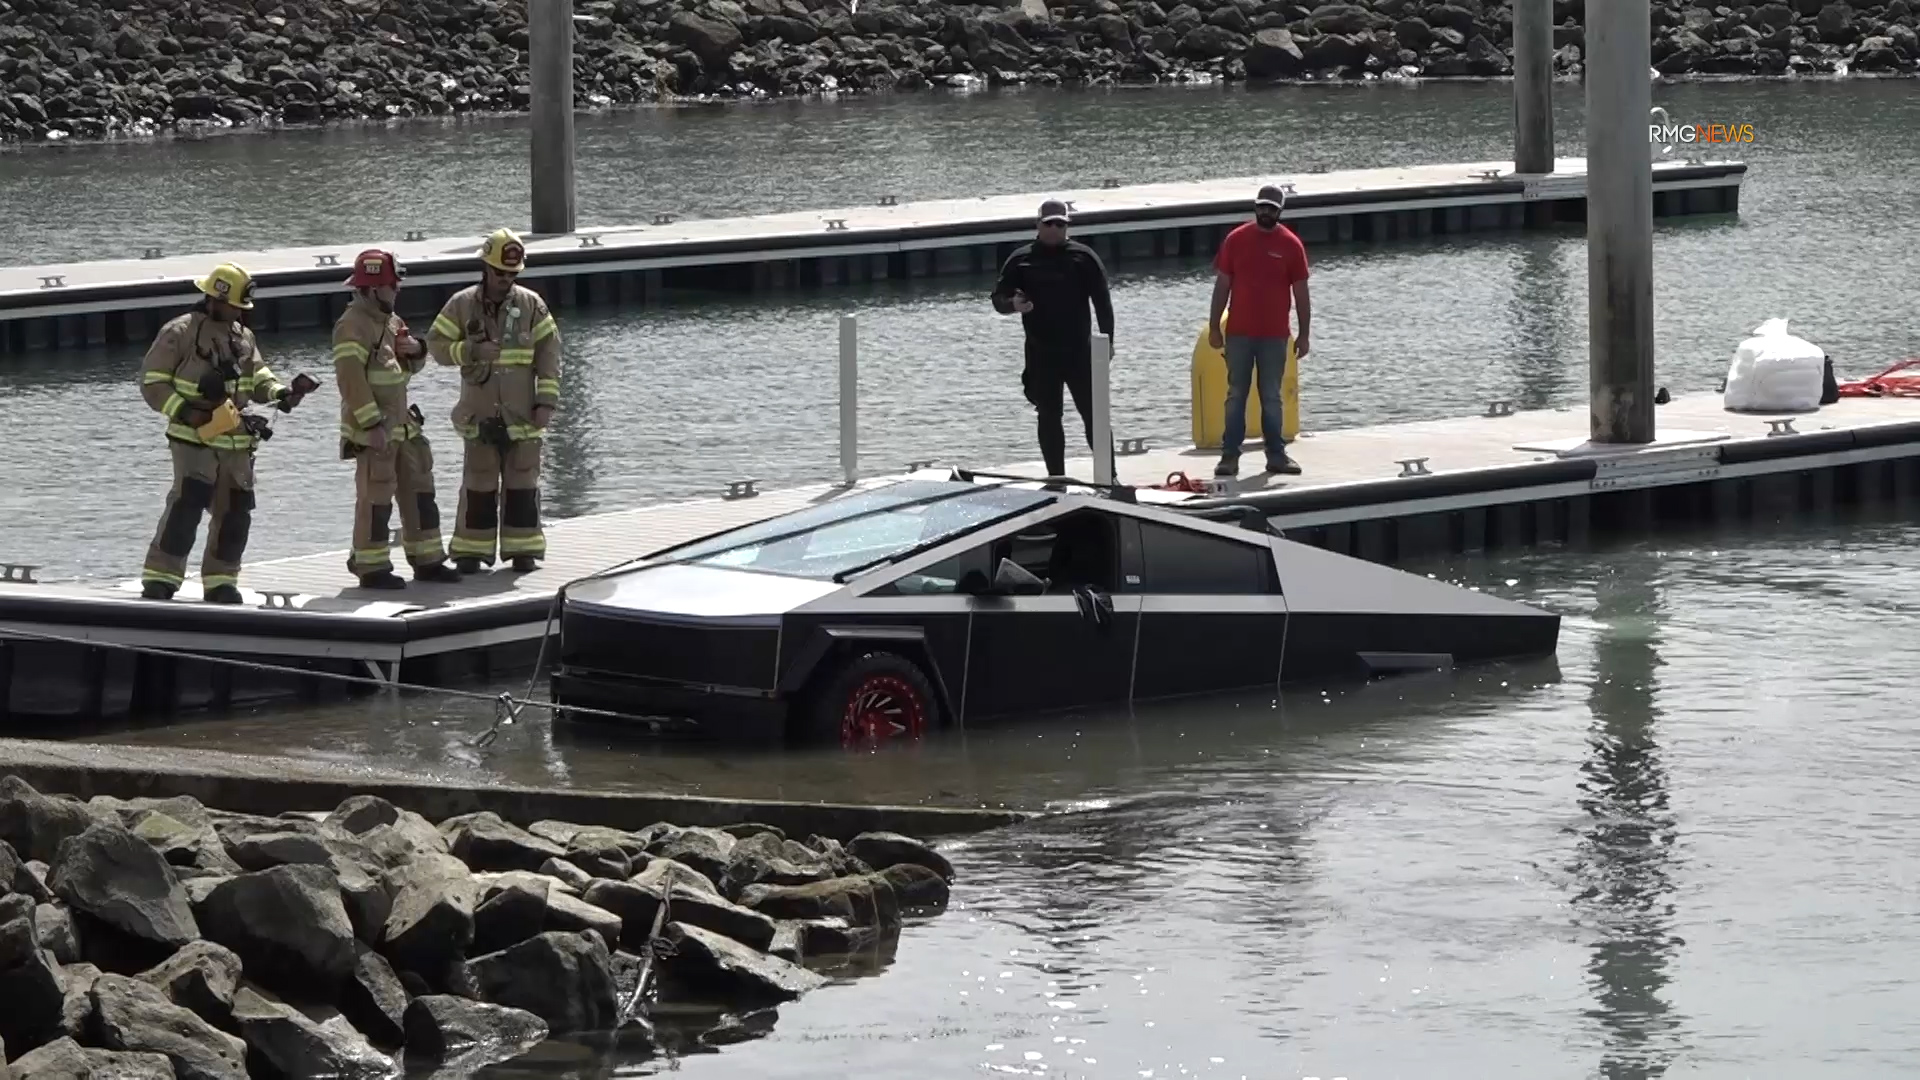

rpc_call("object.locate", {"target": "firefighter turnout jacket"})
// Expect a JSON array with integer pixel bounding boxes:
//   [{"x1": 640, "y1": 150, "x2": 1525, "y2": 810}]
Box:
[
  {"x1": 333, "y1": 294, "x2": 427, "y2": 446},
  {"x1": 425, "y1": 283, "x2": 561, "y2": 441},
  {"x1": 139, "y1": 312, "x2": 287, "y2": 449}
]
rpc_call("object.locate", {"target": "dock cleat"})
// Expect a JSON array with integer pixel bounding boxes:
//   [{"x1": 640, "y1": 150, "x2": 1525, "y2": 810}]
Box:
[
  {"x1": 413, "y1": 561, "x2": 462, "y2": 583},
  {"x1": 202, "y1": 584, "x2": 243, "y2": 604},
  {"x1": 358, "y1": 570, "x2": 407, "y2": 590}
]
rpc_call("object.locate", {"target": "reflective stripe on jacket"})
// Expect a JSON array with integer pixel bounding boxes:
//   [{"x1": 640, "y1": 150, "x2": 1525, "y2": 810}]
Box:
[
  {"x1": 424, "y1": 283, "x2": 561, "y2": 441},
  {"x1": 138, "y1": 311, "x2": 285, "y2": 450},
  {"x1": 333, "y1": 295, "x2": 426, "y2": 445}
]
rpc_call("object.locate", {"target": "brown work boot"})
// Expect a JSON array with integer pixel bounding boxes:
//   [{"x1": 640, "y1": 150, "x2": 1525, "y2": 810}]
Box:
[
  {"x1": 358, "y1": 570, "x2": 406, "y2": 590},
  {"x1": 413, "y1": 561, "x2": 461, "y2": 583}
]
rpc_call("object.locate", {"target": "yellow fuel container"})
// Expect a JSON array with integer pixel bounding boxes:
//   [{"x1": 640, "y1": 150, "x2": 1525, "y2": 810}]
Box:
[
  {"x1": 196, "y1": 399, "x2": 242, "y2": 442},
  {"x1": 1190, "y1": 311, "x2": 1299, "y2": 450}
]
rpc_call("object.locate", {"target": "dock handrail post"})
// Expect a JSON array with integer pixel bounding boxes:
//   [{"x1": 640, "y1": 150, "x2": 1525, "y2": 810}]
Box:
[
  {"x1": 530, "y1": 0, "x2": 577, "y2": 235},
  {"x1": 1586, "y1": 0, "x2": 1656, "y2": 443},
  {"x1": 839, "y1": 314, "x2": 858, "y2": 486},
  {"x1": 1513, "y1": 0, "x2": 1555, "y2": 174},
  {"x1": 1091, "y1": 332, "x2": 1115, "y2": 487}
]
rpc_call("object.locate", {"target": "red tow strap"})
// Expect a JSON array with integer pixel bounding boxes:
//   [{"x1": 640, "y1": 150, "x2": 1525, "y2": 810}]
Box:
[{"x1": 1838, "y1": 358, "x2": 1920, "y2": 398}]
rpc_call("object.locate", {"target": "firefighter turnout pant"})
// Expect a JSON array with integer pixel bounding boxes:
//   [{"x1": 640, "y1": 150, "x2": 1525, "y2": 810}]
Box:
[
  {"x1": 451, "y1": 436, "x2": 544, "y2": 565},
  {"x1": 141, "y1": 441, "x2": 256, "y2": 593},
  {"x1": 349, "y1": 437, "x2": 445, "y2": 576}
]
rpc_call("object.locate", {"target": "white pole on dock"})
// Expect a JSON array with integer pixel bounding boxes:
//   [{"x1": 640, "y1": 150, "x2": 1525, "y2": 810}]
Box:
[
  {"x1": 1513, "y1": 0, "x2": 1555, "y2": 174},
  {"x1": 1091, "y1": 332, "x2": 1114, "y2": 487},
  {"x1": 1586, "y1": 0, "x2": 1656, "y2": 444},
  {"x1": 530, "y1": 0, "x2": 577, "y2": 235},
  {"x1": 839, "y1": 314, "x2": 858, "y2": 486}
]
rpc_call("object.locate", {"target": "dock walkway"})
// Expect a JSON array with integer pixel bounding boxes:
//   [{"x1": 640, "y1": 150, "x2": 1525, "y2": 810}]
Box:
[
  {"x1": 0, "y1": 156, "x2": 1745, "y2": 354},
  {"x1": 7, "y1": 386, "x2": 1920, "y2": 725}
]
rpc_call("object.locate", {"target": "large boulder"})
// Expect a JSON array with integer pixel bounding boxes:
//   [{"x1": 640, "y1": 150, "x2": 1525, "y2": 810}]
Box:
[
  {"x1": 0, "y1": 911, "x2": 65, "y2": 1057},
  {"x1": 229, "y1": 987, "x2": 398, "y2": 1079},
  {"x1": 738, "y1": 874, "x2": 900, "y2": 930},
  {"x1": 584, "y1": 874, "x2": 777, "y2": 954},
  {"x1": 340, "y1": 944, "x2": 409, "y2": 1048},
  {"x1": 49, "y1": 821, "x2": 199, "y2": 963},
  {"x1": 0, "y1": 839, "x2": 51, "y2": 901},
  {"x1": 401, "y1": 995, "x2": 548, "y2": 1071},
  {"x1": 89, "y1": 973, "x2": 249, "y2": 1080},
  {"x1": 192, "y1": 865, "x2": 359, "y2": 1000},
  {"x1": 656, "y1": 922, "x2": 827, "y2": 1007},
  {"x1": 220, "y1": 830, "x2": 391, "y2": 941},
  {"x1": 439, "y1": 812, "x2": 568, "y2": 874},
  {"x1": 8, "y1": 1037, "x2": 176, "y2": 1079},
  {"x1": 716, "y1": 831, "x2": 856, "y2": 899},
  {"x1": 464, "y1": 931, "x2": 619, "y2": 1035},
  {"x1": 379, "y1": 854, "x2": 478, "y2": 978},
  {"x1": 0, "y1": 777, "x2": 101, "y2": 863},
  {"x1": 136, "y1": 941, "x2": 243, "y2": 1026},
  {"x1": 647, "y1": 827, "x2": 737, "y2": 885},
  {"x1": 877, "y1": 862, "x2": 950, "y2": 910},
  {"x1": 846, "y1": 833, "x2": 953, "y2": 881}
]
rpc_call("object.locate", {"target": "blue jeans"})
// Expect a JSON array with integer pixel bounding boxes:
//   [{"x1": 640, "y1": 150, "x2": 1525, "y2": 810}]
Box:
[{"x1": 1222, "y1": 334, "x2": 1288, "y2": 461}]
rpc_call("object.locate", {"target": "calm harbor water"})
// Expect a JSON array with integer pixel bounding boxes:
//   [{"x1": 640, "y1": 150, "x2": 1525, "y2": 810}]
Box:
[
  {"x1": 6, "y1": 78, "x2": 1920, "y2": 1077},
  {"x1": 94, "y1": 503, "x2": 1920, "y2": 1077}
]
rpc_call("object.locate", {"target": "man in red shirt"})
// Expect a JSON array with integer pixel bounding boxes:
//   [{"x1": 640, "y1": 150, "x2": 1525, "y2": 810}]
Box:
[{"x1": 1207, "y1": 184, "x2": 1311, "y2": 477}]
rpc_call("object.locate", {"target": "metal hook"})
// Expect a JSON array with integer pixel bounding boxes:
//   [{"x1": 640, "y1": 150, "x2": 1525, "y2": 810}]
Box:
[{"x1": 1396, "y1": 457, "x2": 1432, "y2": 477}]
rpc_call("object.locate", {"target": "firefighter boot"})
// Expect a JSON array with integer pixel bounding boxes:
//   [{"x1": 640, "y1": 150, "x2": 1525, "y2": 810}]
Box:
[
  {"x1": 511, "y1": 556, "x2": 538, "y2": 572},
  {"x1": 142, "y1": 581, "x2": 176, "y2": 601},
  {"x1": 455, "y1": 557, "x2": 484, "y2": 574},
  {"x1": 359, "y1": 570, "x2": 406, "y2": 590},
  {"x1": 203, "y1": 584, "x2": 243, "y2": 604},
  {"x1": 414, "y1": 561, "x2": 461, "y2": 583}
]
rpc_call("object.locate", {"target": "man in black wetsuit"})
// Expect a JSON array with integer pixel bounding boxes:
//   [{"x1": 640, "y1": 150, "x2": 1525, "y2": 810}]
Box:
[{"x1": 991, "y1": 199, "x2": 1118, "y2": 481}]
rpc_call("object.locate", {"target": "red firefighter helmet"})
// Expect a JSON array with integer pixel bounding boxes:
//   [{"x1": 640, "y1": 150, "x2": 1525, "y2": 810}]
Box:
[{"x1": 345, "y1": 249, "x2": 404, "y2": 289}]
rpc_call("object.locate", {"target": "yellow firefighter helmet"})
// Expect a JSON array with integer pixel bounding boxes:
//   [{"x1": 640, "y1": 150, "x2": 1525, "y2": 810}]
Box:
[
  {"x1": 478, "y1": 228, "x2": 526, "y2": 273},
  {"x1": 193, "y1": 262, "x2": 255, "y2": 310}
]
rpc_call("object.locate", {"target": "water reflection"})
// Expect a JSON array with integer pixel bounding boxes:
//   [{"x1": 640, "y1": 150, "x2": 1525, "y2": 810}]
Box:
[
  {"x1": 1507, "y1": 236, "x2": 1576, "y2": 411},
  {"x1": 1569, "y1": 561, "x2": 1688, "y2": 1078}
]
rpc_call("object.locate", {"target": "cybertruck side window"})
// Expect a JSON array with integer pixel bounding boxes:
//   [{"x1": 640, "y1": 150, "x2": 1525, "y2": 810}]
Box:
[
  {"x1": 869, "y1": 544, "x2": 994, "y2": 595},
  {"x1": 1134, "y1": 522, "x2": 1276, "y2": 594}
]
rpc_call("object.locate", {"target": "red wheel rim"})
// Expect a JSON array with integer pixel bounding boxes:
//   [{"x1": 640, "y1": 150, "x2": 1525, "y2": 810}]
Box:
[{"x1": 840, "y1": 673, "x2": 928, "y2": 747}]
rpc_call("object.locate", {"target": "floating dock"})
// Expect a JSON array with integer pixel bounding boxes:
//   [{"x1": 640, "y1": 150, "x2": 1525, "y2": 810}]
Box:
[
  {"x1": 0, "y1": 156, "x2": 1745, "y2": 355},
  {"x1": 5, "y1": 387, "x2": 1916, "y2": 723}
]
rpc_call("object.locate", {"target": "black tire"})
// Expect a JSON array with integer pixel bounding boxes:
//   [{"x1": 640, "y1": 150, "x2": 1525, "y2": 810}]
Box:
[{"x1": 803, "y1": 650, "x2": 940, "y2": 748}]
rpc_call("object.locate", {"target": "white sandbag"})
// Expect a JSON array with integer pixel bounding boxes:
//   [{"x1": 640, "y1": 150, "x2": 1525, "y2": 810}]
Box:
[{"x1": 1723, "y1": 317, "x2": 1827, "y2": 413}]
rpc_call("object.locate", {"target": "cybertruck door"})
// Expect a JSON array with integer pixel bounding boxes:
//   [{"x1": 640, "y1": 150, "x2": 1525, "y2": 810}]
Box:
[
  {"x1": 962, "y1": 592, "x2": 1140, "y2": 721},
  {"x1": 1126, "y1": 519, "x2": 1289, "y2": 702}
]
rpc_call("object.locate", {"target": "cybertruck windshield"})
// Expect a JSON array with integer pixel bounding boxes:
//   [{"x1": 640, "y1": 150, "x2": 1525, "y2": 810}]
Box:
[{"x1": 656, "y1": 480, "x2": 1052, "y2": 582}]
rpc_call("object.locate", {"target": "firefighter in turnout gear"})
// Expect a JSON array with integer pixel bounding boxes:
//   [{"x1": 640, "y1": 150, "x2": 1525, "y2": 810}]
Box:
[
  {"x1": 138, "y1": 262, "x2": 309, "y2": 602},
  {"x1": 333, "y1": 249, "x2": 461, "y2": 588},
  {"x1": 425, "y1": 228, "x2": 562, "y2": 573}
]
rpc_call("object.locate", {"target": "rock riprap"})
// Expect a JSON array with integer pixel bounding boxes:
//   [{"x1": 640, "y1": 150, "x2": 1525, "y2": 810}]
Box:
[
  {"x1": 0, "y1": 775, "x2": 956, "y2": 1074},
  {"x1": 1, "y1": 0, "x2": 1915, "y2": 144}
]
